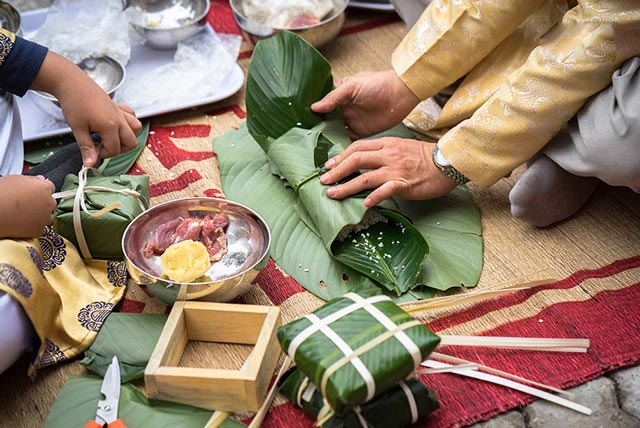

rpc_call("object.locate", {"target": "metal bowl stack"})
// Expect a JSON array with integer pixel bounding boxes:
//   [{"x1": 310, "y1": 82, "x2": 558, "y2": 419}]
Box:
[
  {"x1": 229, "y1": 0, "x2": 348, "y2": 48},
  {"x1": 122, "y1": 197, "x2": 271, "y2": 305},
  {"x1": 125, "y1": 0, "x2": 210, "y2": 50}
]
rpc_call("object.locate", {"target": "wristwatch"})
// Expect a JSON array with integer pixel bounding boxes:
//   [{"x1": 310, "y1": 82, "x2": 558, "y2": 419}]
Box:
[{"x1": 432, "y1": 146, "x2": 470, "y2": 186}]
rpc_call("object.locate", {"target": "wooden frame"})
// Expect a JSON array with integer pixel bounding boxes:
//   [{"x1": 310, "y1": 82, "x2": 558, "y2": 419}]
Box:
[{"x1": 145, "y1": 301, "x2": 282, "y2": 412}]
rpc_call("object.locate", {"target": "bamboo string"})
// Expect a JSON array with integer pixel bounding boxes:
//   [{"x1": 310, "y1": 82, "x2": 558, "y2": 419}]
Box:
[
  {"x1": 399, "y1": 279, "x2": 556, "y2": 314},
  {"x1": 422, "y1": 360, "x2": 592, "y2": 415},
  {"x1": 417, "y1": 362, "x2": 478, "y2": 374},
  {"x1": 248, "y1": 356, "x2": 292, "y2": 428},
  {"x1": 429, "y1": 352, "x2": 575, "y2": 398},
  {"x1": 204, "y1": 411, "x2": 230, "y2": 428},
  {"x1": 438, "y1": 335, "x2": 589, "y2": 353}
]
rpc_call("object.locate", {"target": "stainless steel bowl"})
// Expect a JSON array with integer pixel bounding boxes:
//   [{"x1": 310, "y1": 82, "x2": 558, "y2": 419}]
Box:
[
  {"x1": 30, "y1": 56, "x2": 126, "y2": 121},
  {"x1": 230, "y1": 0, "x2": 347, "y2": 48},
  {"x1": 122, "y1": 197, "x2": 271, "y2": 305},
  {"x1": 125, "y1": 0, "x2": 210, "y2": 50},
  {"x1": 0, "y1": 1, "x2": 21, "y2": 35}
]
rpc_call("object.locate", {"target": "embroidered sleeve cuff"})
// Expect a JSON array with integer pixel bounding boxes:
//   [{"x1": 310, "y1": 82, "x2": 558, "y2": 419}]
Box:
[{"x1": 0, "y1": 36, "x2": 48, "y2": 97}]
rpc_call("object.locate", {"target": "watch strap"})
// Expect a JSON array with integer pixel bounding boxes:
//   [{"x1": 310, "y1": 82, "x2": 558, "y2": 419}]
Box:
[{"x1": 433, "y1": 146, "x2": 470, "y2": 186}]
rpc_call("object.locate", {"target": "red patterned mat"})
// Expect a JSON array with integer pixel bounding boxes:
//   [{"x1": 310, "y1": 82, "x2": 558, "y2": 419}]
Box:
[{"x1": 4, "y1": 3, "x2": 640, "y2": 428}]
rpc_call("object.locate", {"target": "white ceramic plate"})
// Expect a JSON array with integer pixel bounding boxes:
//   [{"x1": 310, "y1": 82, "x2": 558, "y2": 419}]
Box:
[{"x1": 18, "y1": 8, "x2": 245, "y2": 142}]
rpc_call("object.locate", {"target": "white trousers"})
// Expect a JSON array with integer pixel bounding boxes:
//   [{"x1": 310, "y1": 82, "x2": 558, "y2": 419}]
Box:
[
  {"x1": 0, "y1": 90, "x2": 25, "y2": 176},
  {"x1": 0, "y1": 85, "x2": 33, "y2": 374},
  {"x1": 0, "y1": 291, "x2": 35, "y2": 374},
  {"x1": 543, "y1": 57, "x2": 640, "y2": 192}
]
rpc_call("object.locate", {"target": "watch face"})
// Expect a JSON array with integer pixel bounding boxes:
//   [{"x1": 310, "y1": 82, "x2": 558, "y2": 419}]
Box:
[{"x1": 434, "y1": 147, "x2": 451, "y2": 167}]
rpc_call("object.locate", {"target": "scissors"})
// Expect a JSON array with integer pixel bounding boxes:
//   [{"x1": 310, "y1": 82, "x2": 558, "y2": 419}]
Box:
[{"x1": 85, "y1": 356, "x2": 127, "y2": 428}]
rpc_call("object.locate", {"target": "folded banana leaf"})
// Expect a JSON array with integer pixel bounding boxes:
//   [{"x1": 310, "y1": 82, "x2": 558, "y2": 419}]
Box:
[
  {"x1": 45, "y1": 375, "x2": 246, "y2": 428},
  {"x1": 81, "y1": 313, "x2": 168, "y2": 382},
  {"x1": 215, "y1": 31, "x2": 482, "y2": 300},
  {"x1": 279, "y1": 368, "x2": 439, "y2": 428},
  {"x1": 277, "y1": 290, "x2": 441, "y2": 414},
  {"x1": 53, "y1": 174, "x2": 149, "y2": 259},
  {"x1": 244, "y1": 31, "x2": 430, "y2": 296}
]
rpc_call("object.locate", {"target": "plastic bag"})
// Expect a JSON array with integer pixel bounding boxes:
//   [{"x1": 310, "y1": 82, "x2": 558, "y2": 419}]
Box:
[
  {"x1": 117, "y1": 30, "x2": 241, "y2": 111},
  {"x1": 30, "y1": 0, "x2": 131, "y2": 65}
]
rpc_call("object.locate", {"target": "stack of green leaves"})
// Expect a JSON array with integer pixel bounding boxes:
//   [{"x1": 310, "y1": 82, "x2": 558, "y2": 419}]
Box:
[
  {"x1": 45, "y1": 376, "x2": 246, "y2": 428},
  {"x1": 277, "y1": 290, "x2": 441, "y2": 416},
  {"x1": 81, "y1": 313, "x2": 168, "y2": 382},
  {"x1": 279, "y1": 367, "x2": 439, "y2": 428},
  {"x1": 213, "y1": 31, "x2": 483, "y2": 302},
  {"x1": 47, "y1": 312, "x2": 246, "y2": 427}
]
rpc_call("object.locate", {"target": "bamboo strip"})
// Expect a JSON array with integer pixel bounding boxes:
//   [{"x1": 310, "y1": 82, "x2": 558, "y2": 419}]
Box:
[
  {"x1": 438, "y1": 335, "x2": 590, "y2": 353},
  {"x1": 429, "y1": 352, "x2": 575, "y2": 398},
  {"x1": 417, "y1": 362, "x2": 478, "y2": 374},
  {"x1": 248, "y1": 356, "x2": 292, "y2": 428},
  {"x1": 204, "y1": 411, "x2": 230, "y2": 428},
  {"x1": 399, "y1": 279, "x2": 556, "y2": 314},
  {"x1": 422, "y1": 360, "x2": 591, "y2": 415}
]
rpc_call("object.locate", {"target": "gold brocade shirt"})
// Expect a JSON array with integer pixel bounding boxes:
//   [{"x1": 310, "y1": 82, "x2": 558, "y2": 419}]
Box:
[{"x1": 392, "y1": 0, "x2": 640, "y2": 186}]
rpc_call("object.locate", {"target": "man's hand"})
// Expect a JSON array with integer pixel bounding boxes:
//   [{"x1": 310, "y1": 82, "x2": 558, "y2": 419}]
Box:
[
  {"x1": 311, "y1": 70, "x2": 420, "y2": 139},
  {"x1": 319, "y1": 138, "x2": 457, "y2": 207}
]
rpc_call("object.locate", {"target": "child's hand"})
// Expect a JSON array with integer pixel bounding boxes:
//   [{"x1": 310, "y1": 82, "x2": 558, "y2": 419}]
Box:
[
  {"x1": 31, "y1": 52, "x2": 142, "y2": 167},
  {"x1": 0, "y1": 175, "x2": 56, "y2": 239}
]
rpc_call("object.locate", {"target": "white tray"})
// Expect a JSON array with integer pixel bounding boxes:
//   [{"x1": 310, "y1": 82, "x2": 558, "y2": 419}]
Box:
[
  {"x1": 18, "y1": 8, "x2": 245, "y2": 142},
  {"x1": 349, "y1": 1, "x2": 395, "y2": 11}
]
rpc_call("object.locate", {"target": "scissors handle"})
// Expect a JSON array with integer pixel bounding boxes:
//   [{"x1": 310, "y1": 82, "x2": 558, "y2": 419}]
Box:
[
  {"x1": 108, "y1": 419, "x2": 127, "y2": 428},
  {"x1": 84, "y1": 419, "x2": 127, "y2": 428}
]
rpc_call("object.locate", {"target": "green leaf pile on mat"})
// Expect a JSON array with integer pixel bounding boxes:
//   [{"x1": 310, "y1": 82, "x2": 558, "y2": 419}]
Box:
[
  {"x1": 80, "y1": 313, "x2": 168, "y2": 382},
  {"x1": 214, "y1": 31, "x2": 482, "y2": 301},
  {"x1": 45, "y1": 376, "x2": 246, "y2": 428},
  {"x1": 48, "y1": 313, "x2": 247, "y2": 427}
]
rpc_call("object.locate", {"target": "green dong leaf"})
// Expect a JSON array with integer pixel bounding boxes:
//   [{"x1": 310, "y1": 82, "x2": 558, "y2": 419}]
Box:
[
  {"x1": 80, "y1": 313, "x2": 167, "y2": 382},
  {"x1": 98, "y1": 120, "x2": 150, "y2": 176},
  {"x1": 45, "y1": 376, "x2": 246, "y2": 428}
]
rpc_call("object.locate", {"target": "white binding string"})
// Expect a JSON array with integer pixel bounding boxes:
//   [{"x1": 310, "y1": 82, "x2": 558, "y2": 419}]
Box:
[
  {"x1": 422, "y1": 360, "x2": 592, "y2": 415},
  {"x1": 300, "y1": 380, "x2": 316, "y2": 407},
  {"x1": 346, "y1": 293, "x2": 422, "y2": 367},
  {"x1": 306, "y1": 313, "x2": 377, "y2": 402},
  {"x1": 320, "y1": 320, "x2": 421, "y2": 402},
  {"x1": 287, "y1": 295, "x2": 390, "y2": 358},
  {"x1": 398, "y1": 381, "x2": 419, "y2": 424},
  {"x1": 353, "y1": 406, "x2": 368, "y2": 428},
  {"x1": 52, "y1": 166, "x2": 147, "y2": 259}
]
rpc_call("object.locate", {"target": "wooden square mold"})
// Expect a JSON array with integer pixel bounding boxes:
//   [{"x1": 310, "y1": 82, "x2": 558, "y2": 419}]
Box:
[{"x1": 145, "y1": 301, "x2": 282, "y2": 412}]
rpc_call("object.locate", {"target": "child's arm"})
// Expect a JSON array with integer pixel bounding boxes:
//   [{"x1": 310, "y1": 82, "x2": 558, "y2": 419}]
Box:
[
  {"x1": 0, "y1": 175, "x2": 56, "y2": 239},
  {"x1": 31, "y1": 51, "x2": 141, "y2": 167},
  {"x1": 0, "y1": 29, "x2": 141, "y2": 167}
]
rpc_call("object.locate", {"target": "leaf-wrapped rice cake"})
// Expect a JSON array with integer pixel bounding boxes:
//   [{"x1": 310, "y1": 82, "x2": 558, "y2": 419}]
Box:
[
  {"x1": 277, "y1": 290, "x2": 441, "y2": 414},
  {"x1": 279, "y1": 367, "x2": 439, "y2": 427},
  {"x1": 54, "y1": 174, "x2": 149, "y2": 259}
]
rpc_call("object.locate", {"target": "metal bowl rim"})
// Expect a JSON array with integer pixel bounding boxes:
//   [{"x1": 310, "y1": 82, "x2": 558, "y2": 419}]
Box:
[
  {"x1": 229, "y1": 0, "x2": 348, "y2": 31},
  {"x1": 127, "y1": 0, "x2": 211, "y2": 31},
  {"x1": 31, "y1": 55, "x2": 127, "y2": 102},
  {"x1": 122, "y1": 196, "x2": 271, "y2": 285},
  {"x1": 0, "y1": 1, "x2": 22, "y2": 34}
]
